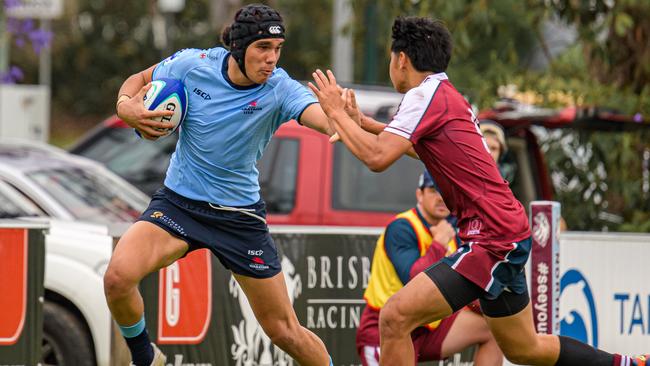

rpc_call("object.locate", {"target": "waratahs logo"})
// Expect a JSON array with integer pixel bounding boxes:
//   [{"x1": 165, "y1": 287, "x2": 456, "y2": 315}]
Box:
[{"x1": 560, "y1": 269, "x2": 599, "y2": 347}]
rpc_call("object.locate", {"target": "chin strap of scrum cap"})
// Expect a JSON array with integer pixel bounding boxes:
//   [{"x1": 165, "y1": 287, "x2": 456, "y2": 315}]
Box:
[{"x1": 229, "y1": 4, "x2": 285, "y2": 78}]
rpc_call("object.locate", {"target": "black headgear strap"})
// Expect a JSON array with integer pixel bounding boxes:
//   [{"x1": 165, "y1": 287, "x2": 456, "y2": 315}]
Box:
[{"x1": 229, "y1": 4, "x2": 285, "y2": 78}]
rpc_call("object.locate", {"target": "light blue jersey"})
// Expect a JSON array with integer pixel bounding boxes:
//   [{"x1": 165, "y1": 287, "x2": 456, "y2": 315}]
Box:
[{"x1": 152, "y1": 47, "x2": 316, "y2": 206}]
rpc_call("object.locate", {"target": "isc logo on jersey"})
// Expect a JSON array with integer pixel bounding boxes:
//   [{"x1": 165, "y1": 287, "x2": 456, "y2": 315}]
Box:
[{"x1": 143, "y1": 78, "x2": 189, "y2": 138}]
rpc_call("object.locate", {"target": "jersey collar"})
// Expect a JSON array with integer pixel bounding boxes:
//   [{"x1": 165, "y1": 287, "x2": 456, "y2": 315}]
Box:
[
  {"x1": 422, "y1": 72, "x2": 448, "y2": 84},
  {"x1": 221, "y1": 53, "x2": 263, "y2": 90},
  {"x1": 414, "y1": 206, "x2": 432, "y2": 228}
]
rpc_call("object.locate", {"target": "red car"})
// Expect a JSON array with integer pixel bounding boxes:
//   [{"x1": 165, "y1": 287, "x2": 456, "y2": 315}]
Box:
[{"x1": 70, "y1": 91, "x2": 648, "y2": 228}]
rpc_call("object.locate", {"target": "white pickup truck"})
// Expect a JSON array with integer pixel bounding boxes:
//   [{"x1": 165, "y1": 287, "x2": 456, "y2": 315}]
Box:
[{"x1": 41, "y1": 219, "x2": 115, "y2": 366}]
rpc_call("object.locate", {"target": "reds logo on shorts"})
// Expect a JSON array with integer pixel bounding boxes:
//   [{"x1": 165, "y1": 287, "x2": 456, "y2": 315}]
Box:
[{"x1": 157, "y1": 249, "x2": 212, "y2": 344}]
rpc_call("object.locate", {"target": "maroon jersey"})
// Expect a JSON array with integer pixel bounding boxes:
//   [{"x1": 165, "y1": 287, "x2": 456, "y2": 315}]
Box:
[{"x1": 385, "y1": 73, "x2": 530, "y2": 243}]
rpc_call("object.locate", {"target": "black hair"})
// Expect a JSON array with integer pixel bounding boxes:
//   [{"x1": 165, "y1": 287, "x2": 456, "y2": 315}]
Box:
[
  {"x1": 391, "y1": 16, "x2": 452, "y2": 73},
  {"x1": 221, "y1": 24, "x2": 232, "y2": 48}
]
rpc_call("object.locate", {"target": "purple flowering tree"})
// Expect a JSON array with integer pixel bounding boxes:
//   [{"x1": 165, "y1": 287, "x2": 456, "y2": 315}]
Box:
[{"x1": 1, "y1": 0, "x2": 53, "y2": 83}]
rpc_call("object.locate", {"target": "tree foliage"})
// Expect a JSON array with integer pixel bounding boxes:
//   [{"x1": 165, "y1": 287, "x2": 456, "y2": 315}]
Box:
[{"x1": 3, "y1": 0, "x2": 649, "y2": 231}]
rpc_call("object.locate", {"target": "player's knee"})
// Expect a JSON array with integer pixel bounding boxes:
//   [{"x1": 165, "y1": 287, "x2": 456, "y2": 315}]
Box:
[
  {"x1": 502, "y1": 347, "x2": 537, "y2": 365},
  {"x1": 103, "y1": 266, "x2": 135, "y2": 301},
  {"x1": 264, "y1": 321, "x2": 299, "y2": 350},
  {"x1": 379, "y1": 297, "x2": 410, "y2": 338}
]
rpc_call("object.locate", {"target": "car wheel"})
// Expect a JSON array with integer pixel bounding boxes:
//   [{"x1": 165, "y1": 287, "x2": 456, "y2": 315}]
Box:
[{"x1": 41, "y1": 302, "x2": 96, "y2": 366}]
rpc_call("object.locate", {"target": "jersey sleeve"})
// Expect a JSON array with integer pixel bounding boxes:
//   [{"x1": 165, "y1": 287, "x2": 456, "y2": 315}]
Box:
[
  {"x1": 384, "y1": 219, "x2": 420, "y2": 285},
  {"x1": 153, "y1": 48, "x2": 207, "y2": 82},
  {"x1": 384, "y1": 87, "x2": 429, "y2": 143},
  {"x1": 278, "y1": 77, "x2": 317, "y2": 123}
]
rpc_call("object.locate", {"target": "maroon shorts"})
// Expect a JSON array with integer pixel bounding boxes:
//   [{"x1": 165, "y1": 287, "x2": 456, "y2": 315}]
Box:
[
  {"x1": 440, "y1": 237, "x2": 532, "y2": 299},
  {"x1": 356, "y1": 306, "x2": 459, "y2": 365}
]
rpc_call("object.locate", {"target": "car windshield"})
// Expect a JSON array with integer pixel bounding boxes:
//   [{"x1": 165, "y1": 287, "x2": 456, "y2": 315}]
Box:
[
  {"x1": 0, "y1": 181, "x2": 44, "y2": 218},
  {"x1": 332, "y1": 143, "x2": 422, "y2": 212},
  {"x1": 73, "y1": 128, "x2": 177, "y2": 195},
  {"x1": 27, "y1": 167, "x2": 148, "y2": 223}
]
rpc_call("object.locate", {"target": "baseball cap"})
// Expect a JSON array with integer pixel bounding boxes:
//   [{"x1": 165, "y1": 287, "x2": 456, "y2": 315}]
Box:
[{"x1": 418, "y1": 170, "x2": 440, "y2": 191}]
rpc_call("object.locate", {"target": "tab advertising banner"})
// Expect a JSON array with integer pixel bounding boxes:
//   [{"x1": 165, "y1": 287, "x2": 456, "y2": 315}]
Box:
[{"x1": 559, "y1": 232, "x2": 650, "y2": 356}]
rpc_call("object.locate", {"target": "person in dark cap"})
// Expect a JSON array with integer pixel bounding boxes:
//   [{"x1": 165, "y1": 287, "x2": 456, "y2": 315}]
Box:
[
  {"x1": 357, "y1": 171, "x2": 503, "y2": 365},
  {"x1": 107, "y1": 4, "x2": 335, "y2": 365}
]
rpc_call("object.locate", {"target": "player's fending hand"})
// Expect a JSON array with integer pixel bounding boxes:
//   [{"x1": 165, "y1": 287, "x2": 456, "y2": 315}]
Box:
[
  {"x1": 308, "y1": 69, "x2": 346, "y2": 117},
  {"x1": 343, "y1": 88, "x2": 363, "y2": 126},
  {"x1": 117, "y1": 83, "x2": 175, "y2": 139}
]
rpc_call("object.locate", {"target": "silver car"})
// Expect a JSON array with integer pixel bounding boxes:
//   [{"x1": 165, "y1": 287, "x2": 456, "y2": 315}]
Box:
[
  {"x1": 0, "y1": 139, "x2": 149, "y2": 223},
  {"x1": 0, "y1": 139, "x2": 149, "y2": 366}
]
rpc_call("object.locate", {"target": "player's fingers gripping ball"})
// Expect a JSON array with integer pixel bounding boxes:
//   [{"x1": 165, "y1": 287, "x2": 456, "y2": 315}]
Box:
[{"x1": 142, "y1": 78, "x2": 189, "y2": 137}]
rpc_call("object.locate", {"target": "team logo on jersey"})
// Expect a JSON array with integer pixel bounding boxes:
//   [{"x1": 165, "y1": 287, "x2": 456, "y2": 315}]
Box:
[
  {"x1": 560, "y1": 270, "x2": 598, "y2": 347},
  {"x1": 230, "y1": 256, "x2": 300, "y2": 365},
  {"x1": 151, "y1": 211, "x2": 164, "y2": 219},
  {"x1": 467, "y1": 218, "x2": 482, "y2": 235},
  {"x1": 199, "y1": 52, "x2": 207, "y2": 59},
  {"x1": 242, "y1": 100, "x2": 262, "y2": 115}
]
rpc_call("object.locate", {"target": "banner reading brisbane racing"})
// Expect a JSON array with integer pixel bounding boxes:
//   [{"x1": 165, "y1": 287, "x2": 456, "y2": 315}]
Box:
[{"x1": 141, "y1": 229, "x2": 476, "y2": 366}]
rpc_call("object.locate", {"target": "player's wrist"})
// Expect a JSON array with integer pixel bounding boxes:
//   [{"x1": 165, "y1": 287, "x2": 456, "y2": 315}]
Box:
[
  {"x1": 116, "y1": 94, "x2": 131, "y2": 111},
  {"x1": 330, "y1": 109, "x2": 351, "y2": 123}
]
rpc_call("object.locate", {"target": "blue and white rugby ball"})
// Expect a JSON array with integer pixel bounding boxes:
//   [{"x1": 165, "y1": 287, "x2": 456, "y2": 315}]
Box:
[{"x1": 142, "y1": 78, "x2": 188, "y2": 137}]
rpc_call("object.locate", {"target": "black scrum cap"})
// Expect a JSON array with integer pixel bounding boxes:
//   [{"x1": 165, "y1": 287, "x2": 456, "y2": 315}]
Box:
[{"x1": 228, "y1": 4, "x2": 285, "y2": 77}]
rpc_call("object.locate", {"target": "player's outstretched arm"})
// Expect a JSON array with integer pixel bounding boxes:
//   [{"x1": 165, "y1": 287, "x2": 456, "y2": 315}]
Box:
[
  {"x1": 116, "y1": 64, "x2": 174, "y2": 140},
  {"x1": 337, "y1": 88, "x2": 419, "y2": 160},
  {"x1": 308, "y1": 69, "x2": 412, "y2": 172},
  {"x1": 298, "y1": 103, "x2": 336, "y2": 136}
]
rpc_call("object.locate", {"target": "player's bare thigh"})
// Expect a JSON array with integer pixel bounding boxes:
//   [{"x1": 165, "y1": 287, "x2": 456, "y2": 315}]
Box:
[
  {"x1": 439, "y1": 309, "x2": 492, "y2": 357},
  {"x1": 382, "y1": 272, "x2": 454, "y2": 331},
  {"x1": 107, "y1": 221, "x2": 190, "y2": 284},
  {"x1": 233, "y1": 272, "x2": 299, "y2": 327}
]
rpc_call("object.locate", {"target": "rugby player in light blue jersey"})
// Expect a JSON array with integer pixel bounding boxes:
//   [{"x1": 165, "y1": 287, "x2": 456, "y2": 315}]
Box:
[{"x1": 105, "y1": 4, "x2": 334, "y2": 366}]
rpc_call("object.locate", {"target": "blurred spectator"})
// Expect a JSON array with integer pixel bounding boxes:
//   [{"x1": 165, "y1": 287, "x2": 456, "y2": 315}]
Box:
[
  {"x1": 356, "y1": 171, "x2": 503, "y2": 365},
  {"x1": 480, "y1": 120, "x2": 517, "y2": 184}
]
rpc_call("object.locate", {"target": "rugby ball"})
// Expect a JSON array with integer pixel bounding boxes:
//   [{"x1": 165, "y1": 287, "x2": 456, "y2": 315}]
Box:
[{"x1": 142, "y1": 78, "x2": 188, "y2": 137}]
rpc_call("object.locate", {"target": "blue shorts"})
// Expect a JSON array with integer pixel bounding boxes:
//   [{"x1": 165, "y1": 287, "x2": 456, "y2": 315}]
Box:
[{"x1": 138, "y1": 187, "x2": 281, "y2": 278}]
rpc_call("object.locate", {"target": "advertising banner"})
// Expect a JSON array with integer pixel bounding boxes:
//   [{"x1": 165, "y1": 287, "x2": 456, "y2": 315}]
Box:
[
  {"x1": 558, "y1": 232, "x2": 650, "y2": 356},
  {"x1": 530, "y1": 201, "x2": 561, "y2": 335},
  {"x1": 0, "y1": 225, "x2": 46, "y2": 366},
  {"x1": 142, "y1": 229, "x2": 476, "y2": 365}
]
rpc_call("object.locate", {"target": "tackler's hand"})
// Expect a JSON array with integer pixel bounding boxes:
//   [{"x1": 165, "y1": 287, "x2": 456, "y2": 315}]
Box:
[
  {"x1": 308, "y1": 69, "x2": 346, "y2": 117},
  {"x1": 343, "y1": 88, "x2": 363, "y2": 126}
]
